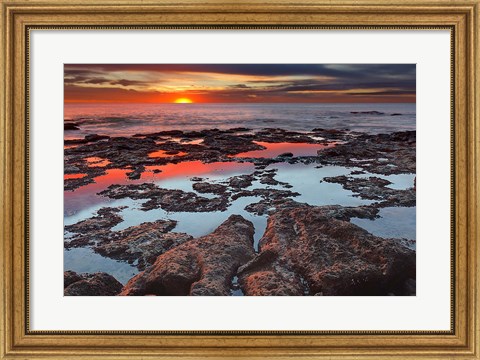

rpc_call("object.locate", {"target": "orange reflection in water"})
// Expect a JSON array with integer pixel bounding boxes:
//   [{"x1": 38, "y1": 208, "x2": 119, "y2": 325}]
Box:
[
  {"x1": 64, "y1": 173, "x2": 87, "y2": 180},
  {"x1": 148, "y1": 150, "x2": 188, "y2": 158},
  {"x1": 234, "y1": 142, "x2": 334, "y2": 158},
  {"x1": 85, "y1": 157, "x2": 111, "y2": 167},
  {"x1": 64, "y1": 144, "x2": 81, "y2": 150},
  {"x1": 142, "y1": 160, "x2": 254, "y2": 181},
  {"x1": 64, "y1": 161, "x2": 254, "y2": 215},
  {"x1": 64, "y1": 168, "x2": 135, "y2": 214}
]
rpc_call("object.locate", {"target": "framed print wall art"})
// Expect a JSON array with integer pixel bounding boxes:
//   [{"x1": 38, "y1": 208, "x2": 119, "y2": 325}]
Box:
[{"x1": 1, "y1": 0, "x2": 479, "y2": 359}]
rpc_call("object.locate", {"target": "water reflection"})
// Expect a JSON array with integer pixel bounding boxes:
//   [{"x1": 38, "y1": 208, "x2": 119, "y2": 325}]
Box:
[{"x1": 234, "y1": 141, "x2": 333, "y2": 158}]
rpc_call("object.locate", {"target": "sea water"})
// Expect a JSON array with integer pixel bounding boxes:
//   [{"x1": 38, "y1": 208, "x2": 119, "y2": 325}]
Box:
[{"x1": 65, "y1": 102, "x2": 415, "y2": 138}]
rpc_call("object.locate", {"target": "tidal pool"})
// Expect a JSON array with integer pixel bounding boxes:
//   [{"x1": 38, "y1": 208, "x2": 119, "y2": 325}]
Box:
[{"x1": 64, "y1": 158, "x2": 415, "y2": 284}]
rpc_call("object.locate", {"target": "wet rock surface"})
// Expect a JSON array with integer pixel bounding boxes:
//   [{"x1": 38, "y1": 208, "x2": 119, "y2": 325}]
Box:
[
  {"x1": 323, "y1": 175, "x2": 415, "y2": 207},
  {"x1": 254, "y1": 169, "x2": 292, "y2": 188},
  {"x1": 238, "y1": 204, "x2": 415, "y2": 296},
  {"x1": 65, "y1": 207, "x2": 124, "y2": 234},
  {"x1": 93, "y1": 220, "x2": 193, "y2": 271},
  {"x1": 227, "y1": 174, "x2": 254, "y2": 189},
  {"x1": 64, "y1": 271, "x2": 123, "y2": 296},
  {"x1": 316, "y1": 131, "x2": 415, "y2": 175},
  {"x1": 192, "y1": 182, "x2": 228, "y2": 195},
  {"x1": 64, "y1": 270, "x2": 83, "y2": 287},
  {"x1": 121, "y1": 215, "x2": 255, "y2": 296},
  {"x1": 97, "y1": 170, "x2": 303, "y2": 215},
  {"x1": 65, "y1": 207, "x2": 193, "y2": 270},
  {"x1": 98, "y1": 183, "x2": 230, "y2": 212},
  {"x1": 63, "y1": 127, "x2": 341, "y2": 191},
  {"x1": 64, "y1": 128, "x2": 414, "y2": 192},
  {"x1": 64, "y1": 122, "x2": 80, "y2": 131}
]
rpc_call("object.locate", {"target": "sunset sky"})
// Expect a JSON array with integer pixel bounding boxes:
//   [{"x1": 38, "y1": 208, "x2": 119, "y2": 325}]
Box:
[{"x1": 64, "y1": 64, "x2": 416, "y2": 104}]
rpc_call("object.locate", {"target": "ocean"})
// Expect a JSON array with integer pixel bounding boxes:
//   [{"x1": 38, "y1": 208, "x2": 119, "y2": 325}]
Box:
[{"x1": 64, "y1": 102, "x2": 415, "y2": 138}]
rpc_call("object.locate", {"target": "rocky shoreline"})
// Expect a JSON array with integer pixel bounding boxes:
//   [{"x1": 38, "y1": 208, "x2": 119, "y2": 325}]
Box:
[{"x1": 64, "y1": 127, "x2": 416, "y2": 296}]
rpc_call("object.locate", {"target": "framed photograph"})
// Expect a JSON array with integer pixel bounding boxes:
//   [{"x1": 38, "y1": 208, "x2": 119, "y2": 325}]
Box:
[{"x1": 1, "y1": 0, "x2": 479, "y2": 358}]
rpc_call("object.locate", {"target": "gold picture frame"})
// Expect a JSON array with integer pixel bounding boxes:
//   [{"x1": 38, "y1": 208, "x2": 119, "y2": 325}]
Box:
[{"x1": 1, "y1": 0, "x2": 479, "y2": 358}]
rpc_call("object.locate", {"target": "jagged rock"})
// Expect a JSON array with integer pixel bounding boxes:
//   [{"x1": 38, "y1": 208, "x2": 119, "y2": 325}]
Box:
[
  {"x1": 85, "y1": 134, "x2": 110, "y2": 142},
  {"x1": 126, "y1": 166, "x2": 144, "y2": 180},
  {"x1": 192, "y1": 182, "x2": 228, "y2": 195},
  {"x1": 231, "y1": 188, "x2": 300, "y2": 202},
  {"x1": 98, "y1": 183, "x2": 230, "y2": 212},
  {"x1": 238, "y1": 204, "x2": 415, "y2": 296},
  {"x1": 64, "y1": 270, "x2": 82, "y2": 287},
  {"x1": 323, "y1": 175, "x2": 415, "y2": 207},
  {"x1": 120, "y1": 215, "x2": 255, "y2": 296},
  {"x1": 94, "y1": 220, "x2": 193, "y2": 270},
  {"x1": 63, "y1": 126, "x2": 342, "y2": 192},
  {"x1": 64, "y1": 272, "x2": 123, "y2": 296},
  {"x1": 317, "y1": 131, "x2": 416, "y2": 175},
  {"x1": 228, "y1": 174, "x2": 254, "y2": 189},
  {"x1": 64, "y1": 123, "x2": 80, "y2": 130},
  {"x1": 65, "y1": 209, "x2": 192, "y2": 270},
  {"x1": 65, "y1": 207, "x2": 123, "y2": 234}
]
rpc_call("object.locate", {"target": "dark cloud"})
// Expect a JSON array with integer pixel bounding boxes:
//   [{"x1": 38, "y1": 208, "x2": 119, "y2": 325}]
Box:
[
  {"x1": 110, "y1": 79, "x2": 149, "y2": 87},
  {"x1": 64, "y1": 64, "x2": 416, "y2": 103},
  {"x1": 65, "y1": 74, "x2": 153, "y2": 87},
  {"x1": 65, "y1": 63, "x2": 415, "y2": 79},
  {"x1": 350, "y1": 90, "x2": 416, "y2": 96},
  {"x1": 83, "y1": 77, "x2": 111, "y2": 85},
  {"x1": 230, "y1": 84, "x2": 250, "y2": 89}
]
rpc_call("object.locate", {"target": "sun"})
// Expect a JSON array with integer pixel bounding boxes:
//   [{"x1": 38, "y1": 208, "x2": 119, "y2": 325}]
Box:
[{"x1": 174, "y1": 98, "x2": 193, "y2": 104}]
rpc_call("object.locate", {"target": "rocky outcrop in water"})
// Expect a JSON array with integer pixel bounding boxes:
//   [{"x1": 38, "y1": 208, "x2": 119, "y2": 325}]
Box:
[
  {"x1": 63, "y1": 127, "x2": 340, "y2": 191},
  {"x1": 98, "y1": 183, "x2": 230, "y2": 212},
  {"x1": 192, "y1": 182, "x2": 228, "y2": 195},
  {"x1": 317, "y1": 131, "x2": 415, "y2": 175},
  {"x1": 64, "y1": 122, "x2": 80, "y2": 130},
  {"x1": 322, "y1": 175, "x2": 416, "y2": 207},
  {"x1": 238, "y1": 204, "x2": 415, "y2": 296},
  {"x1": 64, "y1": 271, "x2": 123, "y2": 296},
  {"x1": 65, "y1": 208, "x2": 193, "y2": 270},
  {"x1": 93, "y1": 220, "x2": 193, "y2": 270},
  {"x1": 65, "y1": 207, "x2": 124, "y2": 234},
  {"x1": 120, "y1": 215, "x2": 255, "y2": 296}
]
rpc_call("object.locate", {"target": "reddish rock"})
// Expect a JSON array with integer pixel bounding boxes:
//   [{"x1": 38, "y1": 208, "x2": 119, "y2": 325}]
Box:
[
  {"x1": 238, "y1": 205, "x2": 415, "y2": 296},
  {"x1": 120, "y1": 215, "x2": 255, "y2": 296},
  {"x1": 64, "y1": 270, "x2": 82, "y2": 287},
  {"x1": 64, "y1": 272, "x2": 123, "y2": 296}
]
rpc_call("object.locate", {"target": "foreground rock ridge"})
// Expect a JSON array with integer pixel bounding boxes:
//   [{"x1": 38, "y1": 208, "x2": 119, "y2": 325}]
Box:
[
  {"x1": 238, "y1": 204, "x2": 416, "y2": 296},
  {"x1": 120, "y1": 215, "x2": 255, "y2": 296}
]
